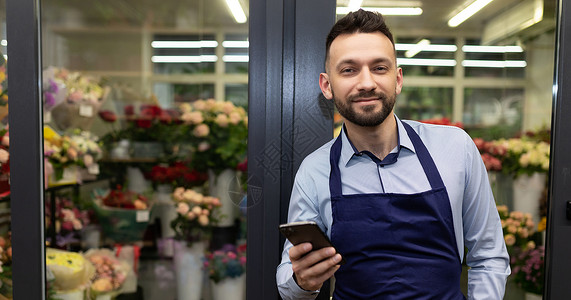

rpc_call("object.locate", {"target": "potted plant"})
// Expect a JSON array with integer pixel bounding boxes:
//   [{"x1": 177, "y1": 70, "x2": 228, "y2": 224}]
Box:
[
  {"x1": 511, "y1": 246, "x2": 545, "y2": 299},
  {"x1": 204, "y1": 243, "x2": 246, "y2": 300},
  {"x1": 170, "y1": 187, "x2": 221, "y2": 300}
]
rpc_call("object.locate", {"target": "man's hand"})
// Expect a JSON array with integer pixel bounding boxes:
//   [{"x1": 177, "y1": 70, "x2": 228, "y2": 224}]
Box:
[{"x1": 289, "y1": 243, "x2": 342, "y2": 291}]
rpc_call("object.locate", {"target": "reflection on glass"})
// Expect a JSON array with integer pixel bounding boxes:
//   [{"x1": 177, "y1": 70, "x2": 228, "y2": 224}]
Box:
[
  {"x1": 0, "y1": 1, "x2": 10, "y2": 299},
  {"x1": 40, "y1": 0, "x2": 248, "y2": 299},
  {"x1": 396, "y1": 87, "x2": 453, "y2": 121}
]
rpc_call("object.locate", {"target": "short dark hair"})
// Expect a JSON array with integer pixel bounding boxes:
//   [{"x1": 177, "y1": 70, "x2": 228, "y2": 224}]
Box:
[{"x1": 325, "y1": 9, "x2": 395, "y2": 68}]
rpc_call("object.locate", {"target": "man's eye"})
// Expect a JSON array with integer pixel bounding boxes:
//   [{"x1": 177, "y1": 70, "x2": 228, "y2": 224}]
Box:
[
  {"x1": 341, "y1": 68, "x2": 354, "y2": 73},
  {"x1": 374, "y1": 66, "x2": 388, "y2": 71}
]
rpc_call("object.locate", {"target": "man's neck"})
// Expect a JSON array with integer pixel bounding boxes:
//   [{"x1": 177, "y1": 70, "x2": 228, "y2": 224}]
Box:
[{"x1": 344, "y1": 113, "x2": 398, "y2": 160}]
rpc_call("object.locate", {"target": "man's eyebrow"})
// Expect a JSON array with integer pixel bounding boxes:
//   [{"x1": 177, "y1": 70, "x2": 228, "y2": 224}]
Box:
[{"x1": 335, "y1": 57, "x2": 393, "y2": 70}]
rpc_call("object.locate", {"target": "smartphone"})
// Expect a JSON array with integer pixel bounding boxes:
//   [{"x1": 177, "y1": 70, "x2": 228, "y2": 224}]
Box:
[{"x1": 279, "y1": 221, "x2": 345, "y2": 265}]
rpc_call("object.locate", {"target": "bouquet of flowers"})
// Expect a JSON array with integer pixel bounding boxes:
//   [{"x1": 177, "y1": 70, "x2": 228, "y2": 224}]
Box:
[
  {"x1": 45, "y1": 196, "x2": 90, "y2": 248},
  {"x1": 145, "y1": 162, "x2": 208, "y2": 189},
  {"x1": 84, "y1": 249, "x2": 130, "y2": 297},
  {"x1": 179, "y1": 99, "x2": 248, "y2": 174},
  {"x1": 473, "y1": 137, "x2": 505, "y2": 172},
  {"x1": 491, "y1": 138, "x2": 550, "y2": 178},
  {"x1": 171, "y1": 187, "x2": 221, "y2": 245},
  {"x1": 0, "y1": 233, "x2": 12, "y2": 299},
  {"x1": 44, "y1": 127, "x2": 103, "y2": 182},
  {"x1": 204, "y1": 243, "x2": 246, "y2": 283},
  {"x1": 45, "y1": 67, "x2": 109, "y2": 130},
  {"x1": 100, "y1": 185, "x2": 149, "y2": 210},
  {"x1": 497, "y1": 205, "x2": 536, "y2": 256},
  {"x1": 46, "y1": 248, "x2": 94, "y2": 294},
  {"x1": 511, "y1": 245, "x2": 545, "y2": 295}
]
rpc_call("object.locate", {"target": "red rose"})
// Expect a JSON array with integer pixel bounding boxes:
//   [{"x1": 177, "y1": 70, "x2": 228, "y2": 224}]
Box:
[
  {"x1": 98, "y1": 110, "x2": 117, "y2": 123},
  {"x1": 124, "y1": 105, "x2": 135, "y2": 116}
]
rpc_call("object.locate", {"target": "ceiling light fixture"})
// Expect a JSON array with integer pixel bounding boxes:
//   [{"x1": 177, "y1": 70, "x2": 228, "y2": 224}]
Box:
[
  {"x1": 151, "y1": 41, "x2": 218, "y2": 49},
  {"x1": 462, "y1": 60, "x2": 527, "y2": 68},
  {"x1": 462, "y1": 45, "x2": 523, "y2": 53},
  {"x1": 151, "y1": 55, "x2": 218, "y2": 63},
  {"x1": 448, "y1": 0, "x2": 494, "y2": 27},
  {"x1": 347, "y1": 0, "x2": 363, "y2": 12},
  {"x1": 225, "y1": 0, "x2": 247, "y2": 24},
  {"x1": 223, "y1": 55, "x2": 249, "y2": 62},
  {"x1": 336, "y1": 7, "x2": 423, "y2": 16},
  {"x1": 396, "y1": 43, "x2": 457, "y2": 52},
  {"x1": 397, "y1": 58, "x2": 457, "y2": 67},
  {"x1": 222, "y1": 41, "x2": 250, "y2": 48},
  {"x1": 404, "y1": 39, "x2": 431, "y2": 58}
]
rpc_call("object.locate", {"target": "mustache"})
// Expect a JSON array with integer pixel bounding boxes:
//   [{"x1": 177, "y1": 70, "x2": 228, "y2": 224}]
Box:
[{"x1": 347, "y1": 91, "x2": 388, "y2": 102}]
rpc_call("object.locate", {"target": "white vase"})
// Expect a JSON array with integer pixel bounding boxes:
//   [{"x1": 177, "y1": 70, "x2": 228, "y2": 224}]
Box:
[
  {"x1": 513, "y1": 173, "x2": 546, "y2": 226},
  {"x1": 127, "y1": 167, "x2": 150, "y2": 194},
  {"x1": 173, "y1": 240, "x2": 206, "y2": 300},
  {"x1": 525, "y1": 292, "x2": 542, "y2": 300},
  {"x1": 208, "y1": 169, "x2": 240, "y2": 227},
  {"x1": 211, "y1": 274, "x2": 246, "y2": 300}
]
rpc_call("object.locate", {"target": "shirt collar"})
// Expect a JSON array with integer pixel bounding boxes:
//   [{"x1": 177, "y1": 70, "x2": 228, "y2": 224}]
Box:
[{"x1": 339, "y1": 115, "x2": 416, "y2": 167}]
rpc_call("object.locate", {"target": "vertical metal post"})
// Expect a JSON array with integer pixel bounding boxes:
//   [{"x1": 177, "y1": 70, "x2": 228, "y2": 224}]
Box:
[
  {"x1": 247, "y1": 0, "x2": 335, "y2": 298},
  {"x1": 6, "y1": 0, "x2": 45, "y2": 299},
  {"x1": 545, "y1": 0, "x2": 571, "y2": 299}
]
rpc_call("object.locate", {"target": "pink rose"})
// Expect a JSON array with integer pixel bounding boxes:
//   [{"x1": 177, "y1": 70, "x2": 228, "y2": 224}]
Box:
[
  {"x1": 198, "y1": 142, "x2": 210, "y2": 152},
  {"x1": 0, "y1": 149, "x2": 8, "y2": 164},
  {"x1": 68, "y1": 90, "x2": 83, "y2": 102},
  {"x1": 193, "y1": 124, "x2": 210, "y2": 137},
  {"x1": 1, "y1": 133, "x2": 9, "y2": 147}
]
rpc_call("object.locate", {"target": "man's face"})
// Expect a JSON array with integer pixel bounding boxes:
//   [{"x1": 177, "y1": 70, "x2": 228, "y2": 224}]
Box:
[{"x1": 320, "y1": 32, "x2": 403, "y2": 127}]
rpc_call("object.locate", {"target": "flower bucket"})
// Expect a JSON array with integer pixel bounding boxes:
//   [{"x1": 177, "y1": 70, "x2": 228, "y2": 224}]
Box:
[
  {"x1": 525, "y1": 292, "x2": 542, "y2": 300},
  {"x1": 211, "y1": 274, "x2": 246, "y2": 300},
  {"x1": 131, "y1": 141, "x2": 163, "y2": 159},
  {"x1": 173, "y1": 240, "x2": 206, "y2": 300},
  {"x1": 92, "y1": 192, "x2": 153, "y2": 243},
  {"x1": 513, "y1": 173, "x2": 546, "y2": 226},
  {"x1": 49, "y1": 166, "x2": 79, "y2": 187}
]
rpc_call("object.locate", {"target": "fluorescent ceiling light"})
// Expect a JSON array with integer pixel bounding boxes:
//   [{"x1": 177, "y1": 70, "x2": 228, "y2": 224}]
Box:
[
  {"x1": 347, "y1": 0, "x2": 363, "y2": 11},
  {"x1": 223, "y1": 55, "x2": 249, "y2": 62},
  {"x1": 462, "y1": 60, "x2": 527, "y2": 68},
  {"x1": 222, "y1": 41, "x2": 249, "y2": 48},
  {"x1": 151, "y1": 41, "x2": 218, "y2": 49},
  {"x1": 226, "y1": 0, "x2": 247, "y2": 24},
  {"x1": 151, "y1": 55, "x2": 218, "y2": 63},
  {"x1": 396, "y1": 43, "x2": 457, "y2": 52},
  {"x1": 404, "y1": 39, "x2": 431, "y2": 58},
  {"x1": 397, "y1": 58, "x2": 457, "y2": 67},
  {"x1": 448, "y1": 0, "x2": 494, "y2": 27},
  {"x1": 336, "y1": 7, "x2": 423, "y2": 16},
  {"x1": 462, "y1": 45, "x2": 523, "y2": 53}
]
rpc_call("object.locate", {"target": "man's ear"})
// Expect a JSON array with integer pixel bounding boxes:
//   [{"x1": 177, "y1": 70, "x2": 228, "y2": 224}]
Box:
[
  {"x1": 395, "y1": 67, "x2": 403, "y2": 95},
  {"x1": 319, "y1": 73, "x2": 333, "y2": 100}
]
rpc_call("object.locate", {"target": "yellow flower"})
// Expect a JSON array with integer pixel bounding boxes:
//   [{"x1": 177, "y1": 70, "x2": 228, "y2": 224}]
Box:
[{"x1": 537, "y1": 216, "x2": 547, "y2": 232}]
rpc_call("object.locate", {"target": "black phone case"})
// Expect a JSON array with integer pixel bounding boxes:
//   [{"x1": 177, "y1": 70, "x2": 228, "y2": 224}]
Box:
[{"x1": 279, "y1": 222, "x2": 346, "y2": 264}]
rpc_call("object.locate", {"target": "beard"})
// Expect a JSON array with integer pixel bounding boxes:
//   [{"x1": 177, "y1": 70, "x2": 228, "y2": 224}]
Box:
[{"x1": 333, "y1": 89, "x2": 396, "y2": 127}]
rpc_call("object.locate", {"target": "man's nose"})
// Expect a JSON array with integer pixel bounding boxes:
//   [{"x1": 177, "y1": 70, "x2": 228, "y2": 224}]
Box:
[{"x1": 356, "y1": 69, "x2": 377, "y2": 91}]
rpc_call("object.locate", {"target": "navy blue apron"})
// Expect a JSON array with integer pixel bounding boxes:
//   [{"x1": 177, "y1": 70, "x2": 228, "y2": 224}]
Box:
[{"x1": 329, "y1": 122, "x2": 465, "y2": 299}]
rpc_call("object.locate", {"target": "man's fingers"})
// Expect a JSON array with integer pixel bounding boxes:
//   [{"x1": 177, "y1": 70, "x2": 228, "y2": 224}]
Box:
[{"x1": 288, "y1": 243, "x2": 313, "y2": 261}]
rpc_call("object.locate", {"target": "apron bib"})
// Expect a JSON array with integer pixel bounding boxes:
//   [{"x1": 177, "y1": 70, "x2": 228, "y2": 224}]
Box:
[{"x1": 329, "y1": 122, "x2": 465, "y2": 299}]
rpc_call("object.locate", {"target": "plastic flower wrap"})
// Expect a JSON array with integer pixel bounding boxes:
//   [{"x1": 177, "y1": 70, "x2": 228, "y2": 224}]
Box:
[
  {"x1": 46, "y1": 248, "x2": 95, "y2": 292},
  {"x1": 171, "y1": 187, "x2": 221, "y2": 245},
  {"x1": 203, "y1": 243, "x2": 246, "y2": 283},
  {"x1": 178, "y1": 99, "x2": 248, "y2": 174},
  {"x1": 46, "y1": 67, "x2": 109, "y2": 131},
  {"x1": 84, "y1": 248, "x2": 130, "y2": 297},
  {"x1": 497, "y1": 205, "x2": 536, "y2": 256},
  {"x1": 511, "y1": 245, "x2": 545, "y2": 295}
]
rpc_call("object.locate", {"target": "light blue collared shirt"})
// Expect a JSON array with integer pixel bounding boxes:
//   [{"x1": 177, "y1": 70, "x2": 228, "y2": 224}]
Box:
[{"x1": 277, "y1": 116, "x2": 510, "y2": 300}]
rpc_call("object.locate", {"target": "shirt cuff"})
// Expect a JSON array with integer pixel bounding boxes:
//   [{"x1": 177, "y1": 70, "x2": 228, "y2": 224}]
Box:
[{"x1": 277, "y1": 273, "x2": 320, "y2": 300}]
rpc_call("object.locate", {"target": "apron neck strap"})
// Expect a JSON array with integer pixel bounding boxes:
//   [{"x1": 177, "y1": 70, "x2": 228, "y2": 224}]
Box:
[{"x1": 329, "y1": 122, "x2": 446, "y2": 198}]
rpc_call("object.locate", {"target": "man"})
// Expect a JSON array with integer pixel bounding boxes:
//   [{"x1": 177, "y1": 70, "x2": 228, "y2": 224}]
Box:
[{"x1": 276, "y1": 9, "x2": 510, "y2": 300}]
